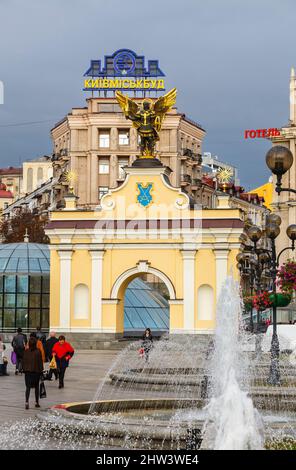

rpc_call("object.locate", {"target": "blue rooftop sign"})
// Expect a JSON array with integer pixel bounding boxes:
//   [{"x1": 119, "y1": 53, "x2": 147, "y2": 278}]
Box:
[{"x1": 83, "y1": 49, "x2": 166, "y2": 92}]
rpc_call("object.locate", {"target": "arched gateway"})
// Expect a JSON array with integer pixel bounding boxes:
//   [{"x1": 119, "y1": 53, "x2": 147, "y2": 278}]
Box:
[{"x1": 46, "y1": 164, "x2": 244, "y2": 346}]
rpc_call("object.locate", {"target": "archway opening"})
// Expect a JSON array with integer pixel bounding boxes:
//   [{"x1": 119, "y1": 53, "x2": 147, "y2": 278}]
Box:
[{"x1": 123, "y1": 273, "x2": 170, "y2": 338}]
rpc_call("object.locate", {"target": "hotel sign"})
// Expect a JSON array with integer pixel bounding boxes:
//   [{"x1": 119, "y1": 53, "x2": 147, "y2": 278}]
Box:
[
  {"x1": 244, "y1": 128, "x2": 281, "y2": 139},
  {"x1": 83, "y1": 49, "x2": 165, "y2": 92}
]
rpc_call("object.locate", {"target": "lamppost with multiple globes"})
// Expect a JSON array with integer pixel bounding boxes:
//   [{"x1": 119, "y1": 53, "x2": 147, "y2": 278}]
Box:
[
  {"x1": 264, "y1": 145, "x2": 296, "y2": 384},
  {"x1": 237, "y1": 214, "x2": 296, "y2": 384}
]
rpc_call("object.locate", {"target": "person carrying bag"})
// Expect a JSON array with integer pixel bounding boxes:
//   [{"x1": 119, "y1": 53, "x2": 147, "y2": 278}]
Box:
[
  {"x1": 52, "y1": 335, "x2": 74, "y2": 389},
  {"x1": 22, "y1": 337, "x2": 43, "y2": 410},
  {"x1": 45, "y1": 332, "x2": 59, "y2": 381}
]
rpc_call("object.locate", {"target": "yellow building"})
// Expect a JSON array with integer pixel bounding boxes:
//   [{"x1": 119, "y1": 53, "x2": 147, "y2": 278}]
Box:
[
  {"x1": 45, "y1": 163, "x2": 244, "y2": 344},
  {"x1": 249, "y1": 179, "x2": 273, "y2": 211}
]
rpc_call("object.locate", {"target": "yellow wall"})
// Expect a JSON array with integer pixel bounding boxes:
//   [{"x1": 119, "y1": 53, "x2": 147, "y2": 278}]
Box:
[
  {"x1": 196, "y1": 249, "x2": 216, "y2": 330},
  {"x1": 49, "y1": 250, "x2": 60, "y2": 327},
  {"x1": 249, "y1": 181, "x2": 273, "y2": 210},
  {"x1": 47, "y1": 166, "x2": 243, "y2": 335},
  {"x1": 70, "y1": 250, "x2": 91, "y2": 327}
]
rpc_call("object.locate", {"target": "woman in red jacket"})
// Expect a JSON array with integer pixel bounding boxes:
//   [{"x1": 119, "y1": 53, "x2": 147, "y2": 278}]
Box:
[{"x1": 52, "y1": 335, "x2": 74, "y2": 389}]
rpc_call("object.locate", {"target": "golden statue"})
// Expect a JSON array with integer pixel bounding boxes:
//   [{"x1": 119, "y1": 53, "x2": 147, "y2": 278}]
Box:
[
  {"x1": 116, "y1": 88, "x2": 177, "y2": 158},
  {"x1": 64, "y1": 170, "x2": 78, "y2": 194},
  {"x1": 216, "y1": 167, "x2": 233, "y2": 193}
]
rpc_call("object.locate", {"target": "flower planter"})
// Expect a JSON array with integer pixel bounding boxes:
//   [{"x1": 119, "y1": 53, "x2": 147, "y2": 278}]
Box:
[{"x1": 269, "y1": 293, "x2": 291, "y2": 308}]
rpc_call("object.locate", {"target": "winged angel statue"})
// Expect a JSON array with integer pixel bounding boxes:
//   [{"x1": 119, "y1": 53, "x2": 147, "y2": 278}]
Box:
[{"x1": 116, "y1": 88, "x2": 177, "y2": 158}]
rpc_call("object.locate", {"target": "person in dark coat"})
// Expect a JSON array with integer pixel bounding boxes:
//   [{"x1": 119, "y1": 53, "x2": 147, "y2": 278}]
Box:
[
  {"x1": 11, "y1": 328, "x2": 27, "y2": 375},
  {"x1": 45, "y1": 331, "x2": 59, "y2": 380},
  {"x1": 141, "y1": 328, "x2": 153, "y2": 362},
  {"x1": 22, "y1": 337, "x2": 43, "y2": 409},
  {"x1": 52, "y1": 335, "x2": 74, "y2": 389}
]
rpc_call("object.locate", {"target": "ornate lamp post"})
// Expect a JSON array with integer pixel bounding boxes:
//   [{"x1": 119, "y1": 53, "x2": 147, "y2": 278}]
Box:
[
  {"x1": 266, "y1": 145, "x2": 294, "y2": 195},
  {"x1": 237, "y1": 251, "x2": 256, "y2": 331},
  {"x1": 265, "y1": 145, "x2": 296, "y2": 384},
  {"x1": 237, "y1": 226, "x2": 271, "y2": 333},
  {"x1": 238, "y1": 216, "x2": 296, "y2": 381}
]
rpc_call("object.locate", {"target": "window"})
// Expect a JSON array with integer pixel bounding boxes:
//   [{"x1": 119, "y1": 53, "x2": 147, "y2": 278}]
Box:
[
  {"x1": 98, "y1": 104, "x2": 121, "y2": 113},
  {"x1": 119, "y1": 130, "x2": 129, "y2": 146},
  {"x1": 37, "y1": 167, "x2": 43, "y2": 184},
  {"x1": 27, "y1": 168, "x2": 33, "y2": 192},
  {"x1": 118, "y1": 159, "x2": 129, "y2": 179},
  {"x1": 0, "y1": 274, "x2": 49, "y2": 331},
  {"x1": 98, "y1": 186, "x2": 109, "y2": 200},
  {"x1": 99, "y1": 159, "x2": 109, "y2": 174},
  {"x1": 99, "y1": 131, "x2": 110, "y2": 148}
]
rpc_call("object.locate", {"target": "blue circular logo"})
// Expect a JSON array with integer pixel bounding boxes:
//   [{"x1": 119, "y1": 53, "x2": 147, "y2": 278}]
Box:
[{"x1": 113, "y1": 51, "x2": 135, "y2": 75}]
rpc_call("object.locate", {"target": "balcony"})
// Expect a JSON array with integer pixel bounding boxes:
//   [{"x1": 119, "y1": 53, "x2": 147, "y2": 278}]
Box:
[
  {"x1": 180, "y1": 174, "x2": 191, "y2": 186},
  {"x1": 182, "y1": 148, "x2": 193, "y2": 158},
  {"x1": 191, "y1": 178, "x2": 202, "y2": 190}
]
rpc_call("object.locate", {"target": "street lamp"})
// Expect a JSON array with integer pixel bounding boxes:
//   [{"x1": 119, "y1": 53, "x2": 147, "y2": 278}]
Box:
[
  {"x1": 265, "y1": 216, "x2": 281, "y2": 385},
  {"x1": 265, "y1": 216, "x2": 296, "y2": 385},
  {"x1": 238, "y1": 217, "x2": 296, "y2": 374},
  {"x1": 266, "y1": 146, "x2": 294, "y2": 194},
  {"x1": 265, "y1": 146, "x2": 296, "y2": 383},
  {"x1": 237, "y1": 226, "x2": 269, "y2": 333}
]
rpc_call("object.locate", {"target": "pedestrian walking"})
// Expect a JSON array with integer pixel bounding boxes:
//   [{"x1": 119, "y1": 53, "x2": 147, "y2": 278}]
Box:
[
  {"x1": 23, "y1": 337, "x2": 43, "y2": 409},
  {"x1": 141, "y1": 328, "x2": 153, "y2": 363},
  {"x1": 11, "y1": 328, "x2": 27, "y2": 375},
  {"x1": 52, "y1": 335, "x2": 74, "y2": 389},
  {"x1": 45, "y1": 331, "x2": 59, "y2": 380},
  {"x1": 36, "y1": 326, "x2": 46, "y2": 347},
  {"x1": 0, "y1": 335, "x2": 9, "y2": 376},
  {"x1": 29, "y1": 332, "x2": 45, "y2": 365}
]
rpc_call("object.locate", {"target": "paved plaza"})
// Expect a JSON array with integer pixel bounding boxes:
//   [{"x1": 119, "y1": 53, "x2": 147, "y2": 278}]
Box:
[{"x1": 0, "y1": 347, "x2": 120, "y2": 424}]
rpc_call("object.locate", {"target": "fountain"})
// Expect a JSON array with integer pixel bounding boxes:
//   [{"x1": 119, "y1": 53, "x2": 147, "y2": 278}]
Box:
[
  {"x1": 1, "y1": 277, "x2": 296, "y2": 450},
  {"x1": 201, "y1": 276, "x2": 263, "y2": 450}
]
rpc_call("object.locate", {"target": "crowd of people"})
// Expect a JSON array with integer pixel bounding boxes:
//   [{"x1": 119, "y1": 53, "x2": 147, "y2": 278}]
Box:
[
  {"x1": 1, "y1": 326, "x2": 155, "y2": 409},
  {"x1": 0, "y1": 327, "x2": 74, "y2": 409}
]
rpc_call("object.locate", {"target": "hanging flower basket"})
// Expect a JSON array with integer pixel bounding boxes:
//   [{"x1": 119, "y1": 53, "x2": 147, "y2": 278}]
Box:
[
  {"x1": 269, "y1": 293, "x2": 291, "y2": 308},
  {"x1": 252, "y1": 291, "x2": 272, "y2": 311},
  {"x1": 277, "y1": 260, "x2": 296, "y2": 294}
]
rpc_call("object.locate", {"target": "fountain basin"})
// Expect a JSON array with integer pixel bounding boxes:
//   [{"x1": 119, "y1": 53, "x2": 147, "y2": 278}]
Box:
[
  {"x1": 37, "y1": 398, "x2": 296, "y2": 450},
  {"x1": 37, "y1": 398, "x2": 205, "y2": 450},
  {"x1": 110, "y1": 367, "x2": 296, "y2": 391}
]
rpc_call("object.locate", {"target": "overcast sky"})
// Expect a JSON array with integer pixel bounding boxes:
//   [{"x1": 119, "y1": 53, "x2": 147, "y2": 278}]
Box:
[{"x1": 0, "y1": 0, "x2": 295, "y2": 188}]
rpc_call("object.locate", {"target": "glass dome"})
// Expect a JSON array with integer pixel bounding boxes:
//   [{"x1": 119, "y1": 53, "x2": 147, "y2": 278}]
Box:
[
  {"x1": 0, "y1": 243, "x2": 49, "y2": 274},
  {"x1": 0, "y1": 243, "x2": 50, "y2": 332}
]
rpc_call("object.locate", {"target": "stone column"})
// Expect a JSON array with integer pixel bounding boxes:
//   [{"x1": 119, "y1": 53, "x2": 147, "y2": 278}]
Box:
[
  {"x1": 58, "y1": 250, "x2": 73, "y2": 330},
  {"x1": 110, "y1": 128, "x2": 118, "y2": 151},
  {"x1": 130, "y1": 127, "x2": 138, "y2": 151},
  {"x1": 109, "y1": 154, "x2": 118, "y2": 188},
  {"x1": 214, "y1": 249, "x2": 229, "y2": 301},
  {"x1": 89, "y1": 250, "x2": 105, "y2": 329},
  {"x1": 90, "y1": 153, "x2": 98, "y2": 205},
  {"x1": 86, "y1": 153, "x2": 91, "y2": 204},
  {"x1": 181, "y1": 250, "x2": 196, "y2": 332}
]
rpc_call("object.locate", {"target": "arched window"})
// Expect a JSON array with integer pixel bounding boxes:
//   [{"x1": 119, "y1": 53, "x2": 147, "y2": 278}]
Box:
[
  {"x1": 27, "y1": 168, "x2": 33, "y2": 192},
  {"x1": 197, "y1": 284, "x2": 214, "y2": 321},
  {"x1": 74, "y1": 284, "x2": 89, "y2": 319},
  {"x1": 37, "y1": 167, "x2": 43, "y2": 184}
]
